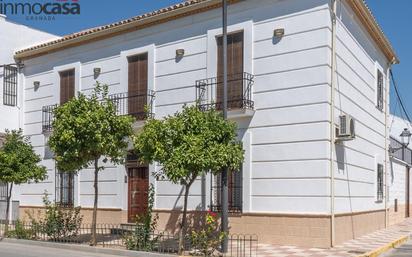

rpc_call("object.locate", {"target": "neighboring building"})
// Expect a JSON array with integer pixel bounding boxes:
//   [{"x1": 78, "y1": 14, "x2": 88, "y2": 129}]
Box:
[
  {"x1": 3, "y1": 0, "x2": 401, "y2": 248},
  {"x1": 388, "y1": 115, "x2": 412, "y2": 226},
  {"x1": 0, "y1": 14, "x2": 57, "y2": 220},
  {"x1": 0, "y1": 14, "x2": 57, "y2": 133}
]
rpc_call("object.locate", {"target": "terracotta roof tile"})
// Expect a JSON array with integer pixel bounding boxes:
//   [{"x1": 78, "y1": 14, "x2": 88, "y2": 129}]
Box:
[{"x1": 15, "y1": 0, "x2": 211, "y2": 55}]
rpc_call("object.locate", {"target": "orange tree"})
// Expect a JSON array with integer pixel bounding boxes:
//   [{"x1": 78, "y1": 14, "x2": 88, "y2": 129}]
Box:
[
  {"x1": 133, "y1": 105, "x2": 244, "y2": 254},
  {"x1": 0, "y1": 129, "x2": 47, "y2": 233},
  {"x1": 49, "y1": 83, "x2": 134, "y2": 245}
]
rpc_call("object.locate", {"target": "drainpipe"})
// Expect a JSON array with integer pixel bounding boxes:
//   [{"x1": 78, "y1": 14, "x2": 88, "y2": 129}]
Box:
[
  {"x1": 384, "y1": 60, "x2": 395, "y2": 227},
  {"x1": 330, "y1": 0, "x2": 337, "y2": 247}
]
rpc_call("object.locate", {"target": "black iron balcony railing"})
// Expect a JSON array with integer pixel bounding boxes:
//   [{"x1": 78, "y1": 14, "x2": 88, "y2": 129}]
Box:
[
  {"x1": 108, "y1": 90, "x2": 155, "y2": 120},
  {"x1": 42, "y1": 104, "x2": 58, "y2": 133},
  {"x1": 195, "y1": 72, "x2": 254, "y2": 111},
  {"x1": 41, "y1": 90, "x2": 155, "y2": 133}
]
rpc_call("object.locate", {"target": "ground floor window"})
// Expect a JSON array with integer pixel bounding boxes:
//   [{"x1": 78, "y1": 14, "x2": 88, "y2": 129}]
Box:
[
  {"x1": 377, "y1": 164, "x2": 384, "y2": 202},
  {"x1": 55, "y1": 171, "x2": 74, "y2": 207},
  {"x1": 0, "y1": 182, "x2": 7, "y2": 201},
  {"x1": 210, "y1": 169, "x2": 242, "y2": 213}
]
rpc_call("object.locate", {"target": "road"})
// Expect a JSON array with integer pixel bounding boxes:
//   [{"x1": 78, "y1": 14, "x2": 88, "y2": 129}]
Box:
[
  {"x1": 0, "y1": 242, "x2": 121, "y2": 257},
  {"x1": 382, "y1": 239, "x2": 412, "y2": 257}
]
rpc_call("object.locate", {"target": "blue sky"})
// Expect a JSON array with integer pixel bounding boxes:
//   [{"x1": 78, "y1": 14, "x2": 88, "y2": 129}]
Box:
[{"x1": 3, "y1": 0, "x2": 411, "y2": 117}]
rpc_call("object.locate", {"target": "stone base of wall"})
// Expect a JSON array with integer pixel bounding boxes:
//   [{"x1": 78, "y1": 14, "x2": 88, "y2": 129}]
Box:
[
  {"x1": 388, "y1": 204, "x2": 410, "y2": 226},
  {"x1": 335, "y1": 210, "x2": 385, "y2": 245},
  {"x1": 155, "y1": 209, "x2": 390, "y2": 248},
  {"x1": 19, "y1": 206, "x2": 128, "y2": 224},
  {"x1": 17, "y1": 207, "x2": 402, "y2": 248}
]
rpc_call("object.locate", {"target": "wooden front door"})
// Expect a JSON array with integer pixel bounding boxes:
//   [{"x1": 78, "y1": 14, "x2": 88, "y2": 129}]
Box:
[
  {"x1": 128, "y1": 166, "x2": 149, "y2": 223},
  {"x1": 216, "y1": 31, "x2": 244, "y2": 110}
]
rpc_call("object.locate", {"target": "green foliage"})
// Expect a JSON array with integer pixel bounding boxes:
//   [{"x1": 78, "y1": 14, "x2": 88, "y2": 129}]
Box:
[
  {"x1": 0, "y1": 129, "x2": 47, "y2": 184},
  {"x1": 133, "y1": 104, "x2": 244, "y2": 185},
  {"x1": 27, "y1": 195, "x2": 83, "y2": 241},
  {"x1": 5, "y1": 220, "x2": 37, "y2": 240},
  {"x1": 124, "y1": 184, "x2": 160, "y2": 251},
  {"x1": 190, "y1": 212, "x2": 227, "y2": 256},
  {"x1": 134, "y1": 104, "x2": 244, "y2": 254},
  {"x1": 48, "y1": 82, "x2": 134, "y2": 173},
  {"x1": 48, "y1": 82, "x2": 134, "y2": 245}
]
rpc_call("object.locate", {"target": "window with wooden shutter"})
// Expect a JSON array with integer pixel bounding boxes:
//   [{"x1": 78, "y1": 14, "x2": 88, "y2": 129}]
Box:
[
  {"x1": 128, "y1": 53, "x2": 148, "y2": 120},
  {"x1": 216, "y1": 31, "x2": 244, "y2": 110},
  {"x1": 377, "y1": 70, "x2": 384, "y2": 111},
  {"x1": 59, "y1": 69, "x2": 75, "y2": 104},
  {"x1": 3, "y1": 64, "x2": 18, "y2": 106},
  {"x1": 211, "y1": 169, "x2": 242, "y2": 213}
]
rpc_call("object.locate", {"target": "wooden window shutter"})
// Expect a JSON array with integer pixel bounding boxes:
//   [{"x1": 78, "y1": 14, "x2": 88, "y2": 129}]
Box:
[
  {"x1": 60, "y1": 69, "x2": 75, "y2": 104},
  {"x1": 216, "y1": 31, "x2": 244, "y2": 110},
  {"x1": 128, "y1": 53, "x2": 148, "y2": 119}
]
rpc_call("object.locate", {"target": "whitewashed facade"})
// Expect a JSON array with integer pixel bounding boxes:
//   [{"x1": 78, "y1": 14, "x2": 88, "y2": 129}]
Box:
[
  {"x1": 0, "y1": 14, "x2": 56, "y2": 220},
  {"x1": 3, "y1": 0, "x2": 401, "y2": 248},
  {"x1": 0, "y1": 14, "x2": 56, "y2": 132}
]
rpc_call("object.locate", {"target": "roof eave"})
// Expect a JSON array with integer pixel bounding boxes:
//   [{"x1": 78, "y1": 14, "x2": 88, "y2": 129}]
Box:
[
  {"x1": 347, "y1": 0, "x2": 399, "y2": 64},
  {"x1": 14, "y1": 0, "x2": 224, "y2": 60}
]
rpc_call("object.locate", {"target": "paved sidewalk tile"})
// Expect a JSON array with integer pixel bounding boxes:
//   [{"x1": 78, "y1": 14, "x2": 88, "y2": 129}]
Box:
[{"x1": 257, "y1": 219, "x2": 412, "y2": 257}]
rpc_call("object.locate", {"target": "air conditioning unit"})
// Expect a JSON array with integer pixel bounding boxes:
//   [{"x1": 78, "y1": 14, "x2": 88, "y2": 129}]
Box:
[{"x1": 336, "y1": 115, "x2": 355, "y2": 140}]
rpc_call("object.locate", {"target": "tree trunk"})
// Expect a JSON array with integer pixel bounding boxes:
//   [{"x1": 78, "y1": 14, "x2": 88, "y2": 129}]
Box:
[
  {"x1": 178, "y1": 176, "x2": 196, "y2": 255},
  {"x1": 4, "y1": 183, "x2": 13, "y2": 235},
  {"x1": 90, "y1": 158, "x2": 99, "y2": 246}
]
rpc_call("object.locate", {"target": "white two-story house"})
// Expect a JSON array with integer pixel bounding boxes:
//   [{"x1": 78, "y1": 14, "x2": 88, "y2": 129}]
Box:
[
  {"x1": 4, "y1": 0, "x2": 402, "y2": 248},
  {"x1": 0, "y1": 14, "x2": 56, "y2": 220}
]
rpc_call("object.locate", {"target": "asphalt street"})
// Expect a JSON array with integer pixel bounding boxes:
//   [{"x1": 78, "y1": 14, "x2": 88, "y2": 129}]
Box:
[
  {"x1": 382, "y1": 239, "x2": 412, "y2": 257},
  {"x1": 0, "y1": 242, "x2": 122, "y2": 257}
]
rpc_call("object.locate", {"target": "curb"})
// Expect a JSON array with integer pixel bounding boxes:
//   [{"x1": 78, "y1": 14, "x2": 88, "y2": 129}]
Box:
[
  {"x1": 357, "y1": 235, "x2": 409, "y2": 257},
  {"x1": 1, "y1": 238, "x2": 175, "y2": 257}
]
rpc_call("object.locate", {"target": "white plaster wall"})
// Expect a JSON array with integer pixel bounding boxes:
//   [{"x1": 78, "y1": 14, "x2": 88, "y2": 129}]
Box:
[
  {"x1": 333, "y1": 0, "x2": 390, "y2": 213},
  {"x1": 17, "y1": 0, "x2": 334, "y2": 214},
  {"x1": 388, "y1": 158, "x2": 407, "y2": 207},
  {"x1": 0, "y1": 15, "x2": 57, "y2": 133},
  {"x1": 16, "y1": 0, "x2": 393, "y2": 217}
]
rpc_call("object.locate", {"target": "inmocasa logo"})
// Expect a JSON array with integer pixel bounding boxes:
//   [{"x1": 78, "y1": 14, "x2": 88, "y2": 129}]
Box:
[{"x1": 0, "y1": 0, "x2": 80, "y2": 20}]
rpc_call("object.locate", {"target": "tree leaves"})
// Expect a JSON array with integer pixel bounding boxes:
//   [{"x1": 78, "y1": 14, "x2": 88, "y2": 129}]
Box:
[
  {"x1": 133, "y1": 104, "x2": 244, "y2": 185},
  {"x1": 0, "y1": 129, "x2": 47, "y2": 184},
  {"x1": 48, "y1": 82, "x2": 134, "y2": 173}
]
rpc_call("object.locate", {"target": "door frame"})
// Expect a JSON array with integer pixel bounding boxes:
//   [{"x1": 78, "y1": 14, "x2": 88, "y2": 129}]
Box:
[{"x1": 127, "y1": 164, "x2": 149, "y2": 223}]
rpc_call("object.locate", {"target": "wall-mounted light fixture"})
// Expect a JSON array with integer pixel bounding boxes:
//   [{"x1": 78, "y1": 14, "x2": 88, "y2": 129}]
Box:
[
  {"x1": 273, "y1": 28, "x2": 285, "y2": 38},
  {"x1": 33, "y1": 81, "x2": 40, "y2": 91},
  {"x1": 93, "y1": 67, "x2": 101, "y2": 79},
  {"x1": 176, "y1": 48, "x2": 185, "y2": 58}
]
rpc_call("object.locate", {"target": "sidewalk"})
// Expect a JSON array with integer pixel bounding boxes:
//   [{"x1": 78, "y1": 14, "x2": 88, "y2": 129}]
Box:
[{"x1": 258, "y1": 219, "x2": 412, "y2": 257}]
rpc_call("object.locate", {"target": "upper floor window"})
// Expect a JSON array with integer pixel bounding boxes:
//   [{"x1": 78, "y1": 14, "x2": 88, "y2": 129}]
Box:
[
  {"x1": 127, "y1": 53, "x2": 148, "y2": 120},
  {"x1": 59, "y1": 69, "x2": 75, "y2": 104},
  {"x1": 216, "y1": 31, "x2": 244, "y2": 110},
  {"x1": 3, "y1": 64, "x2": 18, "y2": 106},
  {"x1": 376, "y1": 70, "x2": 384, "y2": 111}
]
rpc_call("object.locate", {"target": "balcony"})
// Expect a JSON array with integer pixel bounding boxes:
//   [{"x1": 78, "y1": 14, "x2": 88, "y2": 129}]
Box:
[
  {"x1": 41, "y1": 91, "x2": 155, "y2": 133},
  {"x1": 109, "y1": 90, "x2": 155, "y2": 129},
  {"x1": 42, "y1": 104, "x2": 57, "y2": 133},
  {"x1": 195, "y1": 72, "x2": 254, "y2": 119}
]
